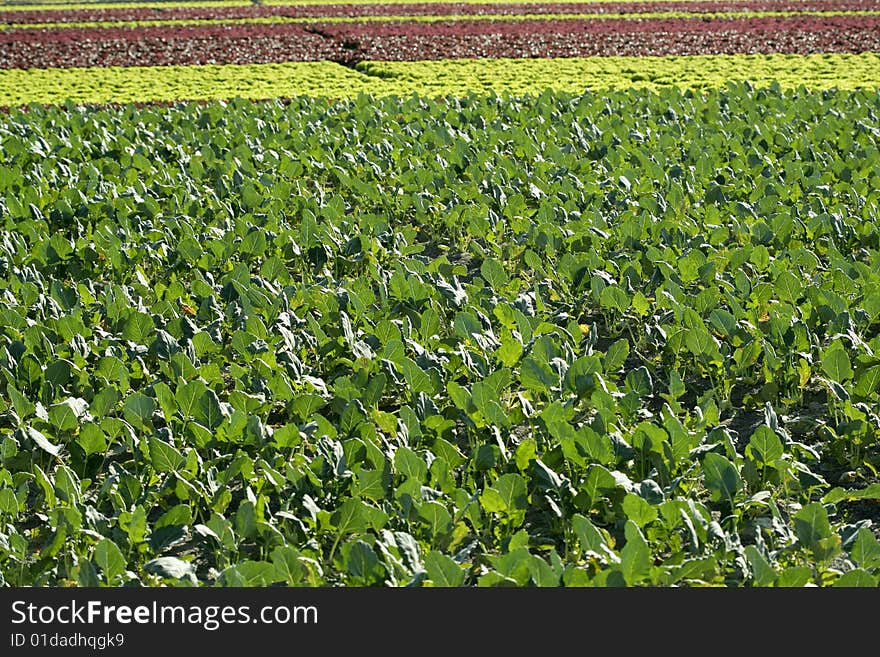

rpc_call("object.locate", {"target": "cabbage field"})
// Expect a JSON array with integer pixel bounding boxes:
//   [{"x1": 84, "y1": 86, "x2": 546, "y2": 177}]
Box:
[{"x1": 0, "y1": 0, "x2": 879, "y2": 588}]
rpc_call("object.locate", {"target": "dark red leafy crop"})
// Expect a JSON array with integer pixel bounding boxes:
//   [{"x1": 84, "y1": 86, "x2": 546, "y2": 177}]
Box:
[
  {"x1": 306, "y1": 15, "x2": 880, "y2": 38},
  {"x1": 0, "y1": 25, "x2": 349, "y2": 69},
  {"x1": 3, "y1": 26, "x2": 878, "y2": 69},
  {"x1": 2, "y1": 10, "x2": 878, "y2": 69},
  {"x1": 353, "y1": 27, "x2": 880, "y2": 59},
  {"x1": 4, "y1": 14, "x2": 879, "y2": 44},
  {"x1": 3, "y1": 0, "x2": 880, "y2": 24}
]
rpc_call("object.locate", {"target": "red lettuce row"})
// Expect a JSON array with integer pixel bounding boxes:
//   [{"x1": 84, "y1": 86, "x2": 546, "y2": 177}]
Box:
[
  {"x1": 352, "y1": 28, "x2": 880, "y2": 59},
  {"x1": 0, "y1": 32, "x2": 352, "y2": 70},
  {"x1": 2, "y1": 20, "x2": 877, "y2": 68},
  {"x1": 0, "y1": 22, "x2": 322, "y2": 44},
  {"x1": 3, "y1": 0, "x2": 880, "y2": 24},
  {"x1": 4, "y1": 14, "x2": 879, "y2": 45},
  {"x1": 307, "y1": 14, "x2": 880, "y2": 37}
]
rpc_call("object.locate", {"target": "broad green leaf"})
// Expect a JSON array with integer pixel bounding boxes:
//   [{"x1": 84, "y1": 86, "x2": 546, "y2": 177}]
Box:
[
  {"x1": 95, "y1": 356, "x2": 129, "y2": 389},
  {"x1": 176, "y1": 379, "x2": 208, "y2": 418},
  {"x1": 235, "y1": 500, "x2": 257, "y2": 539},
  {"x1": 447, "y1": 381, "x2": 472, "y2": 412},
  {"x1": 631, "y1": 291, "x2": 651, "y2": 316},
  {"x1": 747, "y1": 426, "x2": 784, "y2": 466},
  {"x1": 622, "y1": 493, "x2": 658, "y2": 528},
  {"x1": 23, "y1": 426, "x2": 61, "y2": 458},
  {"x1": 394, "y1": 446, "x2": 427, "y2": 483},
  {"x1": 532, "y1": 459, "x2": 564, "y2": 491},
  {"x1": 152, "y1": 382, "x2": 177, "y2": 420},
  {"x1": 53, "y1": 464, "x2": 80, "y2": 505},
  {"x1": 45, "y1": 359, "x2": 75, "y2": 387},
  {"x1": 480, "y1": 473, "x2": 528, "y2": 516},
  {"x1": 851, "y1": 527, "x2": 880, "y2": 570},
  {"x1": 123, "y1": 392, "x2": 155, "y2": 429},
  {"x1": 823, "y1": 484, "x2": 880, "y2": 504},
  {"x1": 48, "y1": 397, "x2": 89, "y2": 432},
  {"x1": 454, "y1": 312, "x2": 483, "y2": 341},
  {"x1": 520, "y1": 357, "x2": 556, "y2": 394},
  {"x1": 624, "y1": 367, "x2": 653, "y2": 397},
  {"x1": 853, "y1": 365, "x2": 880, "y2": 398},
  {"x1": 122, "y1": 311, "x2": 154, "y2": 345},
  {"x1": 833, "y1": 569, "x2": 877, "y2": 587},
  {"x1": 685, "y1": 329, "x2": 721, "y2": 362},
  {"x1": 572, "y1": 514, "x2": 619, "y2": 564},
  {"x1": 514, "y1": 437, "x2": 538, "y2": 471},
  {"x1": 774, "y1": 270, "x2": 803, "y2": 303},
  {"x1": 0, "y1": 488, "x2": 19, "y2": 516},
  {"x1": 471, "y1": 381, "x2": 499, "y2": 417},
  {"x1": 219, "y1": 561, "x2": 276, "y2": 586},
  {"x1": 94, "y1": 538, "x2": 126, "y2": 580},
  {"x1": 353, "y1": 468, "x2": 386, "y2": 501},
  {"x1": 398, "y1": 358, "x2": 436, "y2": 395},
  {"x1": 579, "y1": 465, "x2": 618, "y2": 509},
  {"x1": 345, "y1": 541, "x2": 385, "y2": 585},
  {"x1": 744, "y1": 546, "x2": 776, "y2": 587},
  {"x1": 424, "y1": 551, "x2": 465, "y2": 587},
  {"x1": 119, "y1": 505, "x2": 147, "y2": 544},
  {"x1": 7, "y1": 384, "x2": 35, "y2": 419},
  {"x1": 477, "y1": 570, "x2": 522, "y2": 588},
  {"x1": 332, "y1": 498, "x2": 370, "y2": 536},
  {"x1": 495, "y1": 334, "x2": 523, "y2": 367},
  {"x1": 33, "y1": 464, "x2": 55, "y2": 506},
  {"x1": 271, "y1": 546, "x2": 303, "y2": 585},
  {"x1": 90, "y1": 388, "x2": 119, "y2": 419},
  {"x1": 480, "y1": 257, "x2": 509, "y2": 291},
  {"x1": 156, "y1": 504, "x2": 192, "y2": 529},
  {"x1": 565, "y1": 355, "x2": 602, "y2": 395},
  {"x1": 419, "y1": 502, "x2": 453, "y2": 538},
  {"x1": 702, "y1": 452, "x2": 742, "y2": 505},
  {"x1": 821, "y1": 344, "x2": 853, "y2": 382},
  {"x1": 599, "y1": 285, "x2": 630, "y2": 314},
  {"x1": 708, "y1": 308, "x2": 737, "y2": 337},
  {"x1": 529, "y1": 555, "x2": 561, "y2": 587},
  {"x1": 619, "y1": 520, "x2": 652, "y2": 585},
  {"x1": 195, "y1": 389, "x2": 225, "y2": 429},
  {"x1": 176, "y1": 237, "x2": 203, "y2": 263},
  {"x1": 603, "y1": 339, "x2": 630, "y2": 373},
  {"x1": 794, "y1": 502, "x2": 841, "y2": 562},
  {"x1": 487, "y1": 547, "x2": 532, "y2": 586},
  {"x1": 147, "y1": 437, "x2": 184, "y2": 473},
  {"x1": 144, "y1": 557, "x2": 197, "y2": 585},
  {"x1": 291, "y1": 394, "x2": 326, "y2": 421}
]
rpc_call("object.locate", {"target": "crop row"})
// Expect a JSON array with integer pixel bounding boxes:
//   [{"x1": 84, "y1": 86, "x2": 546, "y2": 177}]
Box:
[
  {"x1": 6, "y1": 10, "x2": 880, "y2": 32},
  {"x1": 1, "y1": 54, "x2": 879, "y2": 106},
  {"x1": 286, "y1": 14, "x2": 880, "y2": 36},
  {"x1": 4, "y1": 0, "x2": 879, "y2": 23},
  {"x1": 1, "y1": 86, "x2": 878, "y2": 587},
  {"x1": 3, "y1": 15, "x2": 878, "y2": 69},
  {"x1": 344, "y1": 27, "x2": 880, "y2": 60},
  {"x1": 2, "y1": 31, "x2": 877, "y2": 70},
  {"x1": 3, "y1": 0, "x2": 828, "y2": 8},
  {"x1": 0, "y1": 31, "x2": 351, "y2": 70}
]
